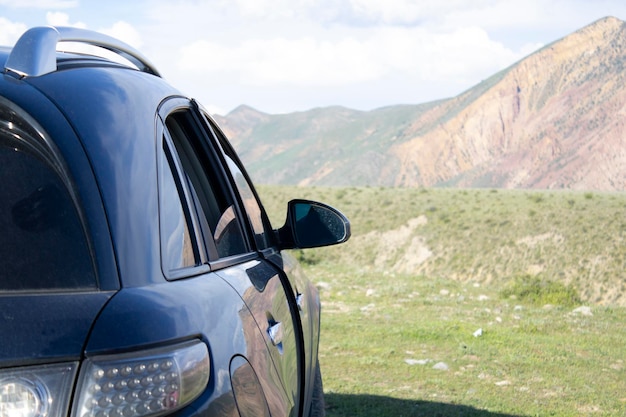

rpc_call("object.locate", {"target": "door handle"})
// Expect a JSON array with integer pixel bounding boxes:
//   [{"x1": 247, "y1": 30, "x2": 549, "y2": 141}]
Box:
[
  {"x1": 268, "y1": 321, "x2": 284, "y2": 354},
  {"x1": 296, "y1": 293, "x2": 304, "y2": 311}
]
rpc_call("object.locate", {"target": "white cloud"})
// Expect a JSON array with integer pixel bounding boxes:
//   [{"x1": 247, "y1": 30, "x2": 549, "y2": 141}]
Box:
[
  {"x1": 41, "y1": 13, "x2": 142, "y2": 48},
  {"x1": 346, "y1": 0, "x2": 480, "y2": 25},
  {"x1": 100, "y1": 21, "x2": 143, "y2": 49},
  {"x1": 0, "y1": 17, "x2": 27, "y2": 45},
  {"x1": 179, "y1": 36, "x2": 383, "y2": 86},
  {"x1": 0, "y1": 0, "x2": 77, "y2": 8},
  {"x1": 217, "y1": 0, "x2": 493, "y2": 27},
  {"x1": 147, "y1": 0, "x2": 537, "y2": 112},
  {"x1": 178, "y1": 24, "x2": 527, "y2": 89},
  {"x1": 233, "y1": 0, "x2": 301, "y2": 19},
  {"x1": 46, "y1": 11, "x2": 86, "y2": 28},
  {"x1": 402, "y1": 26, "x2": 522, "y2": 81}
]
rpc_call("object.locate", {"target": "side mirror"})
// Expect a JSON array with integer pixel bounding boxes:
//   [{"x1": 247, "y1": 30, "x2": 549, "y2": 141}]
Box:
[{"x1": 277, "y1": 200, "x2": 351, "y2": 250}]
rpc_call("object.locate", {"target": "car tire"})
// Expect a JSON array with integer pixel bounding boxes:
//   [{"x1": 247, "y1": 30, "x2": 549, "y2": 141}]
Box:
[{"x1": 308, "y1": 360, "x2": 326, "y2": 417}]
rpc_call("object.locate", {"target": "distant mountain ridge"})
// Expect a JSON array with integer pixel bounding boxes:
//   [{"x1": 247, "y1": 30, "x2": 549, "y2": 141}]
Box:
[{"x1": 216, "y1": 16, "x2": 626, "y2": 191}]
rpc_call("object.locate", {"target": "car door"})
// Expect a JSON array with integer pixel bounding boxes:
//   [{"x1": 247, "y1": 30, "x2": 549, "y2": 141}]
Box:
[
  {"x1": 198, "y1": 110, "x2": 321, "y2": 415},
  {"x1": 159, "y1": 99, "x2": 302, "y2": 416}
]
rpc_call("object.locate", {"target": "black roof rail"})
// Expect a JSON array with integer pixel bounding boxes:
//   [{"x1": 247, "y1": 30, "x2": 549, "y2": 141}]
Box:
[{"x1": 4, "y1": 26, "x2": 161, "y2": 78}]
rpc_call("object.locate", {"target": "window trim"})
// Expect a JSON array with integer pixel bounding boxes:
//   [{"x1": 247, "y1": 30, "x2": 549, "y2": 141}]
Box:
[
  {"x1": 157, "y1": 118, "x2": 213, "y2": 280},
  {"x1": 187, "y1": 105, "x2": 256, "y2": 255},
  {"x1": 157, "y1": 98, "x2": 258, "y2": 274},
  {"x1": 194, "y1": 103, "x2": 278, "y2": 251}
]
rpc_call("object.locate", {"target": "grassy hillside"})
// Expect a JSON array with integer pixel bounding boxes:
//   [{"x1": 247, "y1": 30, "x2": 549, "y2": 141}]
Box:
[
  {"x1": 258, "y1": 186, "x2": 626, "y2": 415},
  {"x1": 259, "y1": 186, "x2": 626, "y2": 305},
  {"x1": 228, "y1": 103, "x2": 442, "y2": 186}
]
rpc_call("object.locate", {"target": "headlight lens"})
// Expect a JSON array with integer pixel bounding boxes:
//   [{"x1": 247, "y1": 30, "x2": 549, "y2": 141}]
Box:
[
  {"x1": 0, "y1": 362, "x2": 78, "y2": 417},
  {"x1": 73, "y1": 340, "x2": 210, "y2": 417}
]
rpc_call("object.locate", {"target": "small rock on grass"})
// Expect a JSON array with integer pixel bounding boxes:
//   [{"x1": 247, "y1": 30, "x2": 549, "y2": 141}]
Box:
[
  {"x1": 405, "y1": 359, "x2": 430, "y2": 366},
  {"x1": 571, "y1": 306, "x2": 593, "y2": 316},
  {"x1": 432, "y1": 362, "x2": 449, "y2": 371}
]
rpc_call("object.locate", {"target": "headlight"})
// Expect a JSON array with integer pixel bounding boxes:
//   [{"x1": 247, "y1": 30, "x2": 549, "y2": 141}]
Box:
[
  {"x1": 0, "y1": 362, "x2": 78, "y2": 417},
  {"x1": 73, "y1": 340, "x2": 210, "y2": 417}
]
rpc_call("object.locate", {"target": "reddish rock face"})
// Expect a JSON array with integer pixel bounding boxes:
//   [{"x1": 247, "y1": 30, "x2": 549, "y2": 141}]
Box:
[{"x1": 391, "y1": 16, "x2": 626, "y2": 191}]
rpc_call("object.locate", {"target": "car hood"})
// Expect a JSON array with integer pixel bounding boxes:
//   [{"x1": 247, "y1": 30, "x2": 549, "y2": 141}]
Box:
[{"x1": 0, "y1": 292, "x2": 114, "y2": 367}]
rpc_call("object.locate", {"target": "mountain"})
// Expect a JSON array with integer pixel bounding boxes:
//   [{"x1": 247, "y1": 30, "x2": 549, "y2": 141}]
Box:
[{"x1": 217, "y1": 16, "x2": 626, "y2": 191}]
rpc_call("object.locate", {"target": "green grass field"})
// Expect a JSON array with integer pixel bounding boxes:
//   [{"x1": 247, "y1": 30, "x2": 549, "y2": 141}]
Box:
[{"x1": 258, "y1": 186, "x2": 626, "y2": 416}]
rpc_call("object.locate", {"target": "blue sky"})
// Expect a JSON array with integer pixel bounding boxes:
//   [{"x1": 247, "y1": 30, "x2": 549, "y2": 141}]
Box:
[{"x1": 2, "y1": 0, "x2": 626, "y2": 115}]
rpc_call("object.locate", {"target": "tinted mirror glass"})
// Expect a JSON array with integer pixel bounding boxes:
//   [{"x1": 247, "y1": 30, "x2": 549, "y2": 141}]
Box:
[{"x1": 290, "y1": 200, "x2": 350, "y2": 248}]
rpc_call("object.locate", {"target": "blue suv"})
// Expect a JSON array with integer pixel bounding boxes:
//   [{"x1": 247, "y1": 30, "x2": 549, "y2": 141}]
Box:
[{"x1": 0, "y1": 26, "x2": 349, "y2": 417}]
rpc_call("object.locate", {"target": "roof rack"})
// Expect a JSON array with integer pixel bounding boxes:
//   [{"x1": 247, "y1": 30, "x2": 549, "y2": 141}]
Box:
[{"x1": 4, "y1": 26, "x2": 161, "y2": 78}]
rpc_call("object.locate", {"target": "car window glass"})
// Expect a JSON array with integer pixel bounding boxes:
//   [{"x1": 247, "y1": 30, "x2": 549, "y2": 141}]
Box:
[
  {"x1": 159, "y1": 138, "x2": 198, "y2": 272},
  {"x1": 0, "y1": 102, "x2": 96, "y2": 291},
  {"x1": 165, "y1": 110, "x2": 248, "y2": 259},
  {"x1": 225, "y1": 156, "x2": 271, "y2": 250},
  {"x1": 202, "y1": 115, "x2": 274, "y2": 251}
]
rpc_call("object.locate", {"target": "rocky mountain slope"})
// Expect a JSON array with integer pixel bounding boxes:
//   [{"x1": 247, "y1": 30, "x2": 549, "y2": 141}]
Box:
[{"x1": 216, "y1": 16, "x2": 626, "y2": 191}]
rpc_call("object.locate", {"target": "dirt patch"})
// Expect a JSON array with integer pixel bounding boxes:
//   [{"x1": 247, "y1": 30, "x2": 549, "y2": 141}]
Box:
[
  {"x1": 357, "y1": 215, "x2": 432, "y2": 273},
  {"x1": 516, "y1": 232, "x2": 564, "y2": 247}
]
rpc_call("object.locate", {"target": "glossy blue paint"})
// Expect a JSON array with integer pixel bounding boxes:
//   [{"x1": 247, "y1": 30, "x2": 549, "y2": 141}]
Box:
[
  {"x1": 0, "y1": 292, "x2": 113, "y2": 367},
  {"x1": 26, "y1": 67, "x2": 175, "y2": 288}
]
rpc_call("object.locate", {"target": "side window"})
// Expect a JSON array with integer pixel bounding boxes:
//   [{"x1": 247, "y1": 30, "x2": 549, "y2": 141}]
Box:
[
  {"x1": 204, "y1": 116, "x2": 274, "y2": 251},
  {"x1": 164, "y1": 109, "x2": 249, "y2": 260},
  {"x1": 0, "y1": 100, "x2": 96, "y2": 291},
  {"x1": 225, "y1": 155, "x2": 271, "y2": 250},
  {"x1": 158, "y1": 137, "x2": 198, "y2": 274}
]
